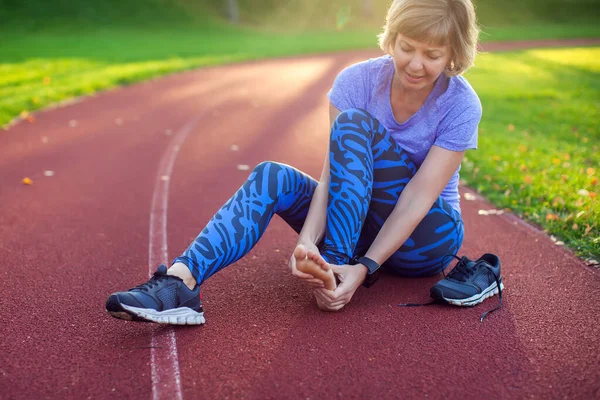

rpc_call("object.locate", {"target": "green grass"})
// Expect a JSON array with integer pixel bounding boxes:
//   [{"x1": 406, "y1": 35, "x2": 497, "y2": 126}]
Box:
[
  {"x1": 2, "y1": 0, "x2": 600, "y2": 129},
  {"x1": 463, "y1": 47, "x2": 599, "y2": 260}
]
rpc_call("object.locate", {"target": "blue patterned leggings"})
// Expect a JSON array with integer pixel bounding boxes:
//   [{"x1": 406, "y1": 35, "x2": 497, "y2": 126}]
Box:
[{"x1": 174, "y1": 109, "x2": 464, "y2": 285}]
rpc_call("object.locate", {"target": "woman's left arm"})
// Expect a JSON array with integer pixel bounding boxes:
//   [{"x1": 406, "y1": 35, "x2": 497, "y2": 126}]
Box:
[{"x1": 314, "y1": 146, "x2": 465, "y2": 311}]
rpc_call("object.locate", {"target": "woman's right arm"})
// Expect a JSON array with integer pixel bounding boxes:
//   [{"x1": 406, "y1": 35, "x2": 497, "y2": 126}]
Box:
[{"x1": 297, "y1": 103, "x2": 342, "y2": 246}]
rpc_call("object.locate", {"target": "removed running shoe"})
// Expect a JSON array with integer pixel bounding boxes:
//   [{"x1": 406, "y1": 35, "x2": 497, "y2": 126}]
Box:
[{"x1": 398, "y1": 253, "x2": 504, "y2": 321}]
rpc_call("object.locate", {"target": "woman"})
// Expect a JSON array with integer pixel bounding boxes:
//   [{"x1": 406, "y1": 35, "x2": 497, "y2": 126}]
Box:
[{"x1": 106, "y1": 0, "x2": 497, "y2": 325}]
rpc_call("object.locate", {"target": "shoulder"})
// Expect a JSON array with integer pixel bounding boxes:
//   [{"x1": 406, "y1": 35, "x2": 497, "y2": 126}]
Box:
[
  {"x1": 335, "y1": 54, "x2": 392, "y2": 82},
  {"x1": 440, "y1": 75, "x2": 482, "y2": 118}
]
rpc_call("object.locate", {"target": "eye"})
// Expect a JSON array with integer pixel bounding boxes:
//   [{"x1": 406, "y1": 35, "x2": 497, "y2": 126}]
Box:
[{"x1": 428, "y1": 54, "x2": 441, "y2": 60}]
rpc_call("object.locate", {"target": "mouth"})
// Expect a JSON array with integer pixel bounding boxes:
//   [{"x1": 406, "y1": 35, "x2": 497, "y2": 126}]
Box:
[{"x1": 405, "y1": 71, "x2": 424, "y2": 82}]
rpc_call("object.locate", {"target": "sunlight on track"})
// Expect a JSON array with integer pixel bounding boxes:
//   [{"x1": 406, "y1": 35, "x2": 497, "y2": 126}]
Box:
[{"x1": 148, "y1": 116, "x2": 202, "y2": 400}]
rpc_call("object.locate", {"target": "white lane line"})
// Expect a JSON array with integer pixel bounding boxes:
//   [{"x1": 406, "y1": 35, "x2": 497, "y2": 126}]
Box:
[{"x1": 148, "y1": 116, "x2": 201, "y2": 400}]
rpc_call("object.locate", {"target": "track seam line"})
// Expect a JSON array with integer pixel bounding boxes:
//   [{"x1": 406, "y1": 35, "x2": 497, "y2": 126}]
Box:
[{"x1": 148, "y1": 116, "x2": 202, "y2": 400}]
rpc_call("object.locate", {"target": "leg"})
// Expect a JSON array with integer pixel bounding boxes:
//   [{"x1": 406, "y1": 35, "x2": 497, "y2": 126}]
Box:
[
  {"x1": 173, "y1": 161, "x2": 318, "y2": 285},
  {"x1": 343, "y1": 115, "x2": 463, "y2": 276},
  {"x1": 320, "y1": 108, "x2": 462, "y2": 274},
  {"x1": 319, "y1": 108, "x2": 416, "y2": 265},
  {"x1": 106, "y1": 161, "x2": 319, "y2": 324}
]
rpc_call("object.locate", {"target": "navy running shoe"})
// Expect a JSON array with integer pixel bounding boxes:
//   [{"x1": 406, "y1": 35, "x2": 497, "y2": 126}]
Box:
[
  {"x1": 430, "y1": 253, "x2": 504, "y2": 320},
  {"x1": 106, "y1": 265, "x2": 205, "y2": 325}
]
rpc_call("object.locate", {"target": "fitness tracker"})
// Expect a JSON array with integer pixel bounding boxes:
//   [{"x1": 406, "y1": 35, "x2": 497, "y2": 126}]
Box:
[{"x1": 350, "y1": 256, "x2": 381, "y2": 288}]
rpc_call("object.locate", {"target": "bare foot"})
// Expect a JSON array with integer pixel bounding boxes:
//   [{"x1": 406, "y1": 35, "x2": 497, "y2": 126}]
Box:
[{"x1": 294, "y1": 244, "x2": 337, "y2": 290}]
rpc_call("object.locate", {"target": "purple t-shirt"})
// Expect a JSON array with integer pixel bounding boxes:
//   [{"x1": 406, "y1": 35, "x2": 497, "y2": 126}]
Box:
[{"x1": 327, "y1": 55, "x2": 482, "y2": 214}]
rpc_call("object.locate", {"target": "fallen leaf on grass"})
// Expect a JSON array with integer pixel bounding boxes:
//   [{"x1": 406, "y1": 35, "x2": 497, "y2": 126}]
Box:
[
  {"x1": 507, "y1": 124, "x2": 515, "y2": 131},
  {"x1": 584, "y1": 225, "x2": 593, "y2": 235},
  {"x1": 586, "y1": 259, "x2": 599, "y2": 267},
  {"x1": 578, "y1": 189, "x2": 590, "y2": 197},
  {"x1": 572, "y1": 223, "x2": 578, "y2": 230},
  {"x1": 587, "y1": 168, "x2": 595, "y2": 176},
  {"x1": 591, "y1": 178, "x2": 598, "y2": 187},
  {"x1": 546, "y1": 213, "x2": 560, "y2": 221},
  {"x1": 22, "y1": 177, "x2": 32, "y2": 185},
  {"x1": 43, "y1": 76, "x2": 51, "y2": 85},
  {"x1": 524, "y1": 175, "x2": 533, "y2": 184}
]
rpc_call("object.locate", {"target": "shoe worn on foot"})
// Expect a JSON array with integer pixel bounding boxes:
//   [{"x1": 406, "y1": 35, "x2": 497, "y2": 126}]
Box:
[
  {"x1": 106, "y1": 265, "x2": 205, "y2": 325},
  {"x1": 430, "y1": 253, "x2": 503, "y2": 318}
]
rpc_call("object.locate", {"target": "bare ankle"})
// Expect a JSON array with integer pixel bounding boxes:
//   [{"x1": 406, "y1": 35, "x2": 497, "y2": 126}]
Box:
[{"x1": 168, "y1": 263, "x2": 197, "y2": 290}]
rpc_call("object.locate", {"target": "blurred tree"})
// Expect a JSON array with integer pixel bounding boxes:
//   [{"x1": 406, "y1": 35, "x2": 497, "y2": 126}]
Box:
[
  {"x1": 226, "y1": 0, "x2": 239, "y2": 24},
  {"x1": 361, "y1": 0, "x2": 374, "y2": 18}
]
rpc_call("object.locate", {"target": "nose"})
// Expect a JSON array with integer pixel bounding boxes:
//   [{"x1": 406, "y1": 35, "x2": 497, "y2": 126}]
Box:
[{"x1": 408, "y1": 55, "x2": 424, "y2": 71}]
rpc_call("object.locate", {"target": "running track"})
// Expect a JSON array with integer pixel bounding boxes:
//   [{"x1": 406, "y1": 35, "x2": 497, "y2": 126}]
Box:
[{"x1": 1, "y1": 39, "x2": 599, "y2": 400}]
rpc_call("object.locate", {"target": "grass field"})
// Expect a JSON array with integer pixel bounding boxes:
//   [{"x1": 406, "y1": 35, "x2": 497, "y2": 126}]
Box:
[
  {"x1": 464, "y1": 47, "x2": 599, "y2": 260},
  {"x1": 2, "y1": 0, "x2": 600, "y2": 129}
]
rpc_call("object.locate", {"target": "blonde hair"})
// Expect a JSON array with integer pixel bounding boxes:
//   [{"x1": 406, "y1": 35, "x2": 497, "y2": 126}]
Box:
[{"x1": 378, "y1": 0, "x2": 479, "y2": 76}]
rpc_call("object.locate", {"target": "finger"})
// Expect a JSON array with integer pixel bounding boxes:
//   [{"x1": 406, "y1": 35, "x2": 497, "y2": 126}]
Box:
[
  {"x1": 330, "y1": 265, "x2": 349, "y2": 274},
  {"x1": 306, "y1": 280, "x2": 325, "y2": 289},
  {"x1": 314, "y1": 287, "x2": 339, "y2": 302},
  {"x1": 313, "y1": 289, "x2": 332, "y2": 305},
  {"x1": 304, "y1": 277, "x2": 324, "y2": 285},
  {"x1": 328, "y1": 299, "x2": 348, "y2": 308},
  {"x1": 292, "y1": 269, "x2": 315, "y2": 280}
]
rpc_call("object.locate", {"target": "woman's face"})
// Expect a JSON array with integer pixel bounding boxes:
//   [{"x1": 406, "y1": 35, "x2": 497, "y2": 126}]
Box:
[{"x1": 391, "y1": 34, "x2": 452, "y2": 92}]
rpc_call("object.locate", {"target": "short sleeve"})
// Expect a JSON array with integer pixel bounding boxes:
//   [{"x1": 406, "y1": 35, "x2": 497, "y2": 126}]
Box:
[
  {"x1": 434, "y1": 87, "x2": 482, "y2": 151},
  {"x1": 327, "y1": 61, "x2": 369, "y2": 111}
]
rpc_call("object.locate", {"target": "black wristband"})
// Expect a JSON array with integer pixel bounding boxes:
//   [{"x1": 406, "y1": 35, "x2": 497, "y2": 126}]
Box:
[{"x1": 350, "y1": 256, "x2": 381, "y2": 288}]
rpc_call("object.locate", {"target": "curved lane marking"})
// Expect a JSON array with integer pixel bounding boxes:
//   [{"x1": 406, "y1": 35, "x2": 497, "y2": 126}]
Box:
[{"x1": 149, "y1": 116, "x2": 201, "y2": 400}]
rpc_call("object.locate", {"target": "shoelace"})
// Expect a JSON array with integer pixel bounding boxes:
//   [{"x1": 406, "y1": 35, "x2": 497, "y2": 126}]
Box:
[
  {"x1": 398, "y1": 253, "x2": 503, "y2": 322},
  {"x1": 129, "y1": 267, "x2": 170, "y2": 292}
]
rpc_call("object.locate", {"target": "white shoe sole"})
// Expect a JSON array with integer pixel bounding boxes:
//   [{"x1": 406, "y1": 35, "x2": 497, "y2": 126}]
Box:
[
  {"x1": 121, "y1": 304, "x2": 205, "y2": 325},
  {"x1": 444, "y1": 281, "x2": 505, "y2": 307}
]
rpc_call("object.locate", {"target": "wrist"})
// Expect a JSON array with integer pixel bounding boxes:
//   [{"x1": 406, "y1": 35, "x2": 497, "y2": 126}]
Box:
[
  {"x1": 351, "y1": 256, "x2": 381, "y2": 288},
  {"x1": 356, "y1": 264, "x2": 368, "y2": 280}
]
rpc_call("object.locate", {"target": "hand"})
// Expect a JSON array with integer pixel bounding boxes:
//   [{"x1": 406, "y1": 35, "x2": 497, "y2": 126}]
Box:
[
  {"x1": 288, "y1": 242, "x2": 326, "y2": 289},
  {"x1": 313, "y1": 263, "x2": 368, "y2": 311}
]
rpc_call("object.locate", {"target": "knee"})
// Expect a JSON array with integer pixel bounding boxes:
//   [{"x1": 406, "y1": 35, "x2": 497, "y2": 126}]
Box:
[
  {"x1": 251, "y1": 161, "x2": 279, "y2": 180},
  {"x1": 331, "y1": 108, "x2": 380, "y2": 142},
  {"x1": 250, "y1": 161, "x2": 293, "y2": 184}
]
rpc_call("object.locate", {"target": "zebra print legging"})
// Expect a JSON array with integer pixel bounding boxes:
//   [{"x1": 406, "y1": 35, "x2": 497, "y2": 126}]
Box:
[{"x1": 173, "y1": 109, "x2": 464, "y2": 285}]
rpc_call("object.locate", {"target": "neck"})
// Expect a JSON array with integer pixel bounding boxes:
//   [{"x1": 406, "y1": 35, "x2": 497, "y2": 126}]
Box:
[{"x1": 391, "y1": 72, "x2": 436, "y2": 105}]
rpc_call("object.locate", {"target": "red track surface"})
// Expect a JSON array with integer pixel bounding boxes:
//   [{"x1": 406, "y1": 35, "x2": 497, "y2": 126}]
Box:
[{"x1": 1, "y1": 39, "x2": 599, "y2": 400}]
